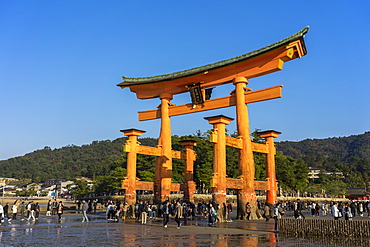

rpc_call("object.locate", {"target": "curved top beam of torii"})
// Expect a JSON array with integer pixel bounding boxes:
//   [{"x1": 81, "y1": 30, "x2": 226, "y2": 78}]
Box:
[{"x1": 117, "y1": 26, "x2": 309, "y2": 100}]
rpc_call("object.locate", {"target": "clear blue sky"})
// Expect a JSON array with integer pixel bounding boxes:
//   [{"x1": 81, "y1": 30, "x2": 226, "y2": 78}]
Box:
[{"x1": 1, "y1": 1, "x2": 369, "y2": 160}]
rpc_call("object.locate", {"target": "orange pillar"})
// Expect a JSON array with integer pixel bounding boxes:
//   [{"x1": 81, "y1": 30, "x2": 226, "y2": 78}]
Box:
[
  {"x1": 258, "y1": 130, "x2": 281, "y2": 205},
  {"x1": 120, "y1": 128, "x2": 146, "y2": 213},
  {"x1": 180, "y1": 140, "x2": 197, "y2": 203},
  {"x1": 154, "y1": 93, "x2": 173, "y2": 204},
  {"x1": 233, "y1": 77, "x2": 256, "y2": 219},
  {"x1": 205, "y1": 115, "x2": 234, "y2": 212}
]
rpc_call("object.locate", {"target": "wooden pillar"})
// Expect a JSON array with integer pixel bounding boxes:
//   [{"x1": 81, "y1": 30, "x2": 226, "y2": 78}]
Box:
[
  {"x1": 180, "y1": 140, "x2": 197, "y2": 203},
  {"x1": 233, "y1": 76, "x2": 256, "y2": 219},
  {"x1": 205, "y1": 115, "x2": 233, "y2": 218},
  {"x1": 120, "y1": 128, "x2": 146, "y2": 214},
  {"x1": 258, "y1": 130, "x2": 281, "y2": 205},
  {"x1": 154, "y1": 93, "x2": 173, "y2": 204}
]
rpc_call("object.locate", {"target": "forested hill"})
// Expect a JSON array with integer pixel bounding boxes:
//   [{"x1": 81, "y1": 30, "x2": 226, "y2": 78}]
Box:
[
  {"x1": 0, "y1": 137, "x2": 157, "y2": 182},
  {"x1": 1, "y1": 131, "x2": 369, "y2": 182},
  {"x1": 276, "y1": 131, "x2": 370, "y2": 171}
]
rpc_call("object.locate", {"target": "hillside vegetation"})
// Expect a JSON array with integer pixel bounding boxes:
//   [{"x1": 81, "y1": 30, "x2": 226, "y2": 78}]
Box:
[{"x1": 1, "y1": 131, "x2": 369, "y2": 195}]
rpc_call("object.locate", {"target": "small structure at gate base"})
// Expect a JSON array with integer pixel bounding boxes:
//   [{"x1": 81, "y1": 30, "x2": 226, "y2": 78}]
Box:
[{"x1": 117, "y1": 26, "x2": 309, "y2": 218}]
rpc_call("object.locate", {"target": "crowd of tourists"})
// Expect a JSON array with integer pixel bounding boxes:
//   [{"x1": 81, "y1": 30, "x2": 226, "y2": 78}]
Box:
[
  {"x1": 94, "y1": 200, "x2": 233, "y2": 228},
  {"x1": 0, "y1": 199, "x2": 64, "y2": 223},
  {"x1": 78, "y1": 198, "x2": 370, "y2": 226}
]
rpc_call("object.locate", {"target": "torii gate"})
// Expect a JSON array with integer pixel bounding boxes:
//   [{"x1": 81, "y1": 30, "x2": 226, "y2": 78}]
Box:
[{"x1": 117, "y1": 27, "x2": 309, "y2": 213}]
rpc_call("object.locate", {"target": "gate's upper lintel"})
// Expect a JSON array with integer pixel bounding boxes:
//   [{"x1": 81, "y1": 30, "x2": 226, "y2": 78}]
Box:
[{"x1": 118, "y1": 26, "x2": 309, "y2": 100}]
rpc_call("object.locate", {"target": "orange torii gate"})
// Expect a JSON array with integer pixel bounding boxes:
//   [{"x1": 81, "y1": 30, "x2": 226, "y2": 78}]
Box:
[{"x1": 117, "y1": 27, "x2": 309, "y2": 216}]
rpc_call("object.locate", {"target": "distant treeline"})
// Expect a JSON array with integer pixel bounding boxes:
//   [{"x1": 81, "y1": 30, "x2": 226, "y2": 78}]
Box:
[{"x1": 1, "y1": 131, "x2": 369, "y2": 195}]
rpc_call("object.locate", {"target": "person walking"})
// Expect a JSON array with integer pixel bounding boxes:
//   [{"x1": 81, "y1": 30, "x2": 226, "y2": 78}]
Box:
[
  {"x1": 52, "y1": 199, "x2": 58, "y2": 215},
  {"x1": 27, "y1": 201, "x2": 36, "y2": 221},
  {"x1": 122, "y1": 202, "x2": 129, "y2": 223},
  {"x1": 208, "y1": 203, "x2": 217, "y2": 226},
  {"x1": 18, "y1": 201, "x2": 26, "y2": 221},
  {"x1": 295, "y1": 199, "x2": 306, "y2": 219},
  {"x1": 344, "y1": 203, "x2": 353, "y2": 220},
  {"x1": 4, "y1": 203, "x2": 10, "y2": 222},
  {"x1": 81, "y1": 200, "x2": 89, "y2": 223},
  {"x1": 263, "y1": 203, "x2": 271, "y2": 222},
  {"x1": 331, "y1": 202, "x2": 340, "y2": 220},
  {"x1": 35, "y1": 202, "x2": 40, "y2": 220},
  {"x1": 93, "y1": 199, "x2": 98, "y2": 214},
  {"x1": 162, "y1": 201, "x2": 170, "y2": 228},
  {"x1": 141, "y1": 202, "x2": 148, "y2": 225},
  {"x1": 272, "y1": 203, "x2": 283, "y2": 232},
  {"x1": 46, "y1": 200, "x2": 52, "y2": 216},
  {"x1": 227, "y1": 202, "x2": 232, "y2": 222},
  {"x1": 174, "y1": 201, "x2": 183, "y2": 229},
  {"x1": 57, "y1": 201, "x2": 64, "y2": 222},
  {"x1": 11, "y1": 201, "x2": 18, "y2": 220},
  {"x1": 0, "y1": 203, "x2": 4, "y2": 223},
  {"x1": 245, "y1": 202, "x2": 251, "y2": 220}
]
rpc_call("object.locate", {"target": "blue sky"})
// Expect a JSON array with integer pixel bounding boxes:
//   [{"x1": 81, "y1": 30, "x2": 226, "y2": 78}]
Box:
[{"x1": 1, "y1": 1, "x2": 369, "y2": 160}]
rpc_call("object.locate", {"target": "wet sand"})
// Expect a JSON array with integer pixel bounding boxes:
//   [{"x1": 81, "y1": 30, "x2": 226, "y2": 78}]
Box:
[{"x1": 2, "y1": 211, "x2": 369, "y2": 246}]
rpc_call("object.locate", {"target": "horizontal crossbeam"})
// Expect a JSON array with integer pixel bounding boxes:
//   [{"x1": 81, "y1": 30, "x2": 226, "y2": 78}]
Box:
[{"x1": 138, "y1": 85, "x2": 283, "y2": 121}]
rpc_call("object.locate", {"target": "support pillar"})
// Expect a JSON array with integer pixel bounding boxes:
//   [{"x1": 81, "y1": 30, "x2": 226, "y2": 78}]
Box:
[
  {"x1": 205, "y1": 115, "x2": 234, "y2": 221},
  {"x1": 154, "y1": 93, "x2": 173, "y2": 204},
  {"x1": 233, "y1": 77, "x2": 257, "y2": 220},
  {"x1": 120, "y1": 128, "x2": 146, "y2": 215},
  {"x1": 258, "y1": 130, "x2": 281, "y2": 206},
  {"x1": 180, "y1": 140, "x2": 197, "y2": 203}
]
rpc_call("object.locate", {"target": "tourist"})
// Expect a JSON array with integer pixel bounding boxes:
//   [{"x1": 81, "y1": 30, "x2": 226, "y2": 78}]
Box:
[
  {"x1": 11, "y1": 201, "x2": 18, "y2": 220},
  {"x1": 208, "y1": 203, "x2": 216, "y2": 226},
  {"x1": 25, "y1": 201, "x2": 30, "y2": 219},
  {"x1": 3, "y1": 203, "x2": 10, "y2": 222},
  {"x1": 350, "y1": 201, "x2": 356, "y2": 217},
  {"x1": 263, "y1": 202, "x2": 271, "y2": 221},
  {"x1": 174, "y1": 201, "x2": 183, "y2": 229},
  {"x1": 272, "y1": 203, "x2": 283, "y2": 232},
  {"x1": 27, "y1": 201, "x2": 36, "y2": 221},
  {"x1": 81, "y1": 200, "x2": 89, "y2": 223},
  {"x1": 315, "y1": 202, "x2": 320, "y2": 216},
  {"x1": 151, "y1": 204, "x2": 157, "y2": 219},
  {"x1": 182, "y1": 202, "x2": 189, "y2": 225},
  {"x1": 162, "y1": 201, "x2": 170, "y2": 228},
  {"x1": 321, "y1": 202, "x2": 327, "y2": 216},
  {"x1": 46, "y1": 200, "x2": 52, "y2": 216},
  {"x1": 358, "y1": 202, "x2": 364, "y2": 217},
  {"x1": 57, "y1": 201, "x2": 64, "y2": 222},
  {"x1": 35, "y1": 202, "x2": 40, "y2": 220},
  {"x1": 109, "y1": 201, "x2": 116, "y2": 220},
  {"x1": 245, "y1": 202, "x2": 251, "y2": 220},
  {"x1": 137, "y1": 201, "x2": 144, "y2": 221},
  {"x1": 310, "y1": 202, "x2": 316, "y2": 217},
  {"x1": 295, "y1": 199, "x2": 305, "y2": 219},
  {"x1": 0, "y1": 203, "x2": 4, "y2": 223},
  {"x1": 141, "y1": 202, "x2": 148, "y2": 225},
  {"x1": 93, "y1": 199, "x2": 98, "y2": 214},
  {"x1": 227, "y1": 202, "x2": 232, "y2": 222},
  {"x1": 122, "y1": 202, "x2": 128, "y2": 223},
  {"x1": 343, "y1": 203, "x2": 353, "y2": 220},
  {"x1": 331, "y1": 202, "x2": 340, "y2": 220},
  {"x1": 51, "y1": 199, "x2": 58, "y2": 215},
  {"x1": 114, "y1": 201, "x2": 121, "y2": 222},
  {"x1": 88, "y1": 200, "x2": 93, "y2": 213}
]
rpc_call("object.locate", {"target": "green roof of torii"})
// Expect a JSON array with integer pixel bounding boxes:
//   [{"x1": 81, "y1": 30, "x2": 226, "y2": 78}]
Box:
[{"x1": 118, "y1": 26, "x2": 309, "y2": 87}]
